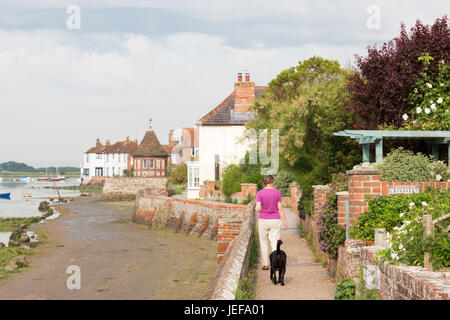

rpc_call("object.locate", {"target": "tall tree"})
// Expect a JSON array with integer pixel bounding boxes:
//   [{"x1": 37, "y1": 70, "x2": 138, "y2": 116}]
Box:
[{"x1": 247, "y1": 56, "x2": 360, "y2": 196}]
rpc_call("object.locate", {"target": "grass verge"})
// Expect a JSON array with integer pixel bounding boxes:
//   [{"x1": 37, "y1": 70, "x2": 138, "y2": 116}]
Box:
[
  {"x1": 234, "y1": 226, "x2": 259, "y2": 300},
  {"x1": 0, "y1": 217, "x2": 42, "y2": 232},
  {"x1": 0, "y1": 247, "x2": 32, "y2": 280}
]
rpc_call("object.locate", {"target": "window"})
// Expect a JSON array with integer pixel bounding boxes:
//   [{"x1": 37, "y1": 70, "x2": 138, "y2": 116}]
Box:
[
  {"x1": 143, "y1": 160, "x2": 147, "y2": 169},
  {"x1": 96, "y1": 154, "x2": 102, "y2": 159},
  {"x1": 112, "y1": 167, "x2": 115, "y2": 176},
  {"x1": 149, "y1": 159, "x2": 154, "y2": 169},
  {"x1": 107, "y1": 154, "x2": 109, "y2": 162},
  {"x1": 86, "y1": 154, "x2": 89, "y2": 162},
  {"x1": 156, "y1": 159, "x2": 160, "y2": 169},
  {"x1": 83, "y1": 168, "x2": 89, "y2": 176}
]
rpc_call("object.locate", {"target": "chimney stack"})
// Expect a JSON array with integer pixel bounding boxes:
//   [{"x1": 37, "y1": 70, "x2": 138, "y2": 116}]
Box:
[
  {"x1": 234, "y1": 72, "x2": 255, "y2": 113},
  {"x1": 106, "y1": 139, "x2": 110, "y2": 146},
  {"x1": 96, "y1": 138, "x2": 102, "y2": 148}
]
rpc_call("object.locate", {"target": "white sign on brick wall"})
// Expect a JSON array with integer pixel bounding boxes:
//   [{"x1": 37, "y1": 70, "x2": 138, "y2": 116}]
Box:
[{"x1": 388, "y1": 185, "x2": 420, "y2": 195}]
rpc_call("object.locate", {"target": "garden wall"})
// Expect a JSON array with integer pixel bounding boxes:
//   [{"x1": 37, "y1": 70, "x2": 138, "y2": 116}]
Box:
[
  {"x1": 199, "y1": 181, "x2": 258, "y2": 203},
  {"x1": 310, "y1": 167, "x2": 450, "y2": 300},
  {"x1": 203, "y1": 204, "x2": 256, "y2": 300},
  {"x1": 337, "y1": 168, "x2": 449, "y2": 227},
  {"x1": 336, "y1": 240, "x2": 450, "y2": 300}
]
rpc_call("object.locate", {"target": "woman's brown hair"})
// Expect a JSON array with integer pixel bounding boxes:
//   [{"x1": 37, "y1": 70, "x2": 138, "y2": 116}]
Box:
[{"x1": 263, "y1": 175, "x2": 274, "y2": 186}]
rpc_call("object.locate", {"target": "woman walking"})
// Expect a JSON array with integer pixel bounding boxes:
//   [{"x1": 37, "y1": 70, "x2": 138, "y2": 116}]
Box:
[{"x1": 255, "y1": 175, "x2": 288, "y2": 270}]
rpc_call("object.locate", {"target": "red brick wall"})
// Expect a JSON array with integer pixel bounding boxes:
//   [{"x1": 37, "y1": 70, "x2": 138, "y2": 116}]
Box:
[
  {"x1": 381, "y1": 181, "x2": 449, "y2": 196},
  {"x1": 336, "y1": 191, "x2": 349, "y2": 227},
  {"x1": 347, "y1": 169, "x2": 382, "y2": 226}
]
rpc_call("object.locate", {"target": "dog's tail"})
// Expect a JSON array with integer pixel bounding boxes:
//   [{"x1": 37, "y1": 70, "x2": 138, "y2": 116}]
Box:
[{"x1": 276, "y1": 239, "x2": 282, "y2": 253}]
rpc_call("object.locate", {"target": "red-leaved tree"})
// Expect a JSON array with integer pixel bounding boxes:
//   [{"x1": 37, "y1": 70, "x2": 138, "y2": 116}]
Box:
[{"x1": 346, "y1": 16, "x2": 449, "y2": 129}]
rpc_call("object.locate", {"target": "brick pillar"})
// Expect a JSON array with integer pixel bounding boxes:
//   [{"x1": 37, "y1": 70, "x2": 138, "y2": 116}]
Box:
[
  {"x1": 336, "y1": 191, "x2": 349, "y2": 227},
  {"x1": 290, "y1": 182, "x2": 300, "y2": 213},
  {"x1": 203, "y1": 180, "x2": 215, "y2": 199},
  {"x1": 312, "y1": 185, "x2": 331, "y2": 221},
  {"x1": 241, "y1": 183, "x2": 257, "y2": 200},
  {"x1": 347, "y1": 169, "x2": 382, "y2": 226}
]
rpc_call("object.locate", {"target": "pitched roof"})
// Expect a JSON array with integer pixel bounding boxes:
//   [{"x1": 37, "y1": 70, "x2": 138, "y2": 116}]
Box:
[
  {"x1": 85, "y1": 139, "x2": 137, "y2": 154},
  {"x1": 133, "y1": 129, "x2": 168, "y2": 157},
  {"x1": 103, "y1": 140, "x2": 138, "y2": 154},
  {"x1": 196, "y1": 86, "x2": 267, "y2": 126}
]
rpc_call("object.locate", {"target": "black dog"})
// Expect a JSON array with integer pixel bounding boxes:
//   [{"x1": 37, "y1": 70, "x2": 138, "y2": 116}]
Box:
[{"x1": 269, "y1": 239, "x2": 287, "y2": 286}]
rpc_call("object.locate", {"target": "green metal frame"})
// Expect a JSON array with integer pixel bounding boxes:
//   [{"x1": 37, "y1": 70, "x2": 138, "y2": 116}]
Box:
[{"x1": 333, "y1": 130, "x2": 450, "y2": 165}]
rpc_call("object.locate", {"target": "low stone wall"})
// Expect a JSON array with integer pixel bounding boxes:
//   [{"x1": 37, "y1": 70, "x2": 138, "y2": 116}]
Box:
[
  {"x1": 203, "y1": 203, "x2": 256, "y2": 300},
  {"x1": 336, "y1": 240, "x2": 450, "y2": 300},
  {"x1": 134, "y1": 191, "x2": 252, "y2": 247},
  {"x1": 101, "y1": 177, "x2": 167, "y2": 201},
  {"x1": 80, "y1": 176, "x2": 107, "y2": 187}
]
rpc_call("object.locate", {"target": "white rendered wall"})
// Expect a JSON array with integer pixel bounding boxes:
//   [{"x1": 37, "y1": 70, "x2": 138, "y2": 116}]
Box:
[
  {"x1": 81, "y1": 153, "x2": 130, "y2": 179},
  {"x1": 198, "y1": 125, "x2": 250, "y2": 184}
]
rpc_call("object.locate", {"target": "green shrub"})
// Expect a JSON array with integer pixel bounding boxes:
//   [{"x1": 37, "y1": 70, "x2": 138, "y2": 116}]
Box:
[
  {"x1": 317, "y1": 173, "x2": 348, "y2": 259},
  {"x1": 222, "y1": 164, "x2": 243, "y2": 197},
  {"x1": 376, "y1": 148, "x2": 432, "y2": 182},
  {"x1": 167, "y1": 164, "x2": 187, "y2": 185},
  {"x1": 334, "y1": 279, "x2": 355, "y2": 300},
  {"x1": 273, "y1": 169, "x2": 295, "y2": 197},
  {"x1": 351, "y1": 189, "x2": 449, "y2": 269},
  {"x1": 430, "y1": 161, "x2": 450, "y2": 181}
]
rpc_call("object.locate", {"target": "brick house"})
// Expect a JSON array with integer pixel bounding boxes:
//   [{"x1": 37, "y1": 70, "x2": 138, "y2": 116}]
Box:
[
  {"x1": 161, "y1": 128, "x2": 199, "y2": 166},
  {"x1": 133, "y1": 128, "x2": 169, "y2": 178}
]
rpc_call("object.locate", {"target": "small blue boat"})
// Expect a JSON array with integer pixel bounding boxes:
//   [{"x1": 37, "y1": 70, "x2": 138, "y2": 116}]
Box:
[{"x1": 0, "y1": 193, "x2": 11, "y2": 199}]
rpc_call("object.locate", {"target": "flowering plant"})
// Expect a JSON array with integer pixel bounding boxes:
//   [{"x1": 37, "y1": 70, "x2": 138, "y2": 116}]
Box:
[
  {"x1": 401, "y1": 53, "x2": 450, "y2": 130},
  {"x1": 368, "y1": 189, "x2": 450, "y2": 269},
  {"x1": 317, "y1": 173, "x2": 347, "y2": 259}
]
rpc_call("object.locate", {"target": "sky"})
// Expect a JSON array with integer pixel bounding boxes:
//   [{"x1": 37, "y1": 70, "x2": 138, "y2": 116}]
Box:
[{"x1": 0, "y1": 0, "x2": 448, "y2": 168}]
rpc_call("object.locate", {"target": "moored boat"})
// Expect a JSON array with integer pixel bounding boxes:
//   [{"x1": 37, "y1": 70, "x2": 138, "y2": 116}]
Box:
[
  {"x1": 19, "y1": 176, "x2": 31, "y2": 182},
  {"x1": 0, "y1": 193, "x2": 11, "y2": 199}
]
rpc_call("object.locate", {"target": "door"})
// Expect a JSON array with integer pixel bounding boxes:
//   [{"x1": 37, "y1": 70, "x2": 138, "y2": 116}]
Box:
[{"x1": 95, "y1": 167, "x2": 103, "y2": 177}]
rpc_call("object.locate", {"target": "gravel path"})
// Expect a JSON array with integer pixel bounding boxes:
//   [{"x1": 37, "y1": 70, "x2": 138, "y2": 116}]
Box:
[{"x1": 255, "y1": 208, "x2": 336, "y2": 300}]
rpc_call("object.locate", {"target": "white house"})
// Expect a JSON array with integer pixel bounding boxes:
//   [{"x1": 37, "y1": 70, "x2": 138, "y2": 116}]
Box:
[
  {"x1": 186, "y1": 72, "x2": 267, "y2": 199},
  {"x1": 81, "y1": 137, "x2": 138, "y2": 180}
]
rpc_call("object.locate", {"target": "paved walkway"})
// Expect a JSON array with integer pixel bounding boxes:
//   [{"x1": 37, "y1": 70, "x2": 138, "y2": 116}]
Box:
[{"x1": 255, "y1": 207, "x2": 336, "y2": 300}]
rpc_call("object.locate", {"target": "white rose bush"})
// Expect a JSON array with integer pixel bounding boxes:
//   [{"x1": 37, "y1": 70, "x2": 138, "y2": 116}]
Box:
[
  {"x1": 375, "y1": 189, "x2": 449, "y2": 270},
  {"x1": 401, "y1": 53, "x2": 450, "y2": 130}
]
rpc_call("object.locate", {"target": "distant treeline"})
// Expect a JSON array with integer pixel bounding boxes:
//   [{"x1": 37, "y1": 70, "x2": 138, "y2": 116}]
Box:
[{"x1": 0, "y1": 161, "x2": 79, "y2": 172}]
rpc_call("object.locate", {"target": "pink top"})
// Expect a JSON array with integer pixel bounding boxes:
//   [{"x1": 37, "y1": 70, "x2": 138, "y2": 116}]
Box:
[{"x1": 256, "y1": 188, "x2": 282, "y2": 220}]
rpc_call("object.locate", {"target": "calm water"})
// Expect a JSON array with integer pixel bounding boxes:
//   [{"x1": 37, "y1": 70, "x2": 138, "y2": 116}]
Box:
[{"x1": 0, "y1": 178, "x2": 81, "y2": 246}]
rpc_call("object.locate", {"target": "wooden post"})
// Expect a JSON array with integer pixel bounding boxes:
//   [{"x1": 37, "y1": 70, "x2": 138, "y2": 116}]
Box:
[
  {"x1": 423, "y1": 214, "x2": 434, "y2": 271},
  {"x1": 375, "y1": 139, "x2": 383, "y2": 163},
  {"x1": 362, "y1": 144, "x2": 370, "y2": 163}
]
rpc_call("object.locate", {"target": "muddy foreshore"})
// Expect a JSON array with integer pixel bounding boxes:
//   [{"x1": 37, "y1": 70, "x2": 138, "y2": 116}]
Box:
[{"x1": 0, "y1": 197, "x2": 218, "y2": 299}]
